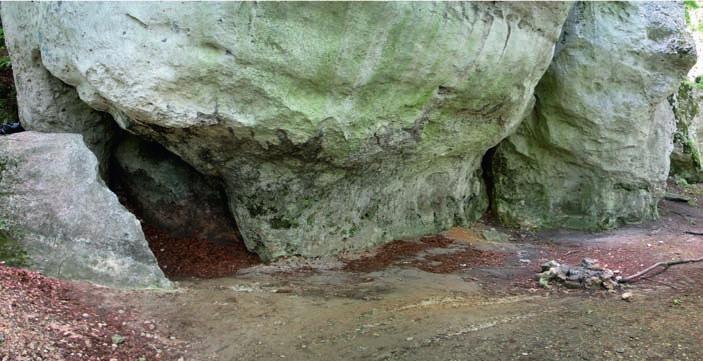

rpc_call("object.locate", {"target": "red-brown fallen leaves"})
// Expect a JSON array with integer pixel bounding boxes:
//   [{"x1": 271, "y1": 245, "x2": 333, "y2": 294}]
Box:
[
  {"x1": 415, "y1": 247, "x2": 507, "y2": 273},
  {"x1": 343, "y1": 236, "x2": 507, "y2": 273},
  {"x1": 143, "y1": 225, "x2": 260, "y2": 279},
  {"x1": 0, "y1": 264, "x2": 185, "y2": 361},
  {"x1": 113, "y1": 181, "x2": 261, "y2": 279}
]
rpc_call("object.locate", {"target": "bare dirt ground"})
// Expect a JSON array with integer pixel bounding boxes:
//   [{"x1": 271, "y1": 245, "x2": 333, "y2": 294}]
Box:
[{"x1": 4, "y1": 184, "x2": 703, "y2": 360}]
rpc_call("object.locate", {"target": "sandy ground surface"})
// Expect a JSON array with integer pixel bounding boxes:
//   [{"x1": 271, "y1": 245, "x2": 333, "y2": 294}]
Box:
[{"x1": 4, "y1": 188, "x2": 703, "y2": 360}]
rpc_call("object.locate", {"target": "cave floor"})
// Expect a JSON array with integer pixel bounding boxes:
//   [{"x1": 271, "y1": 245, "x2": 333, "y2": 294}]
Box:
[
  {"x1": 94, "y1": 188, "x2": 703, "y2": 361},
  {"x1": 10, "y1": 185, "x2": 703, "y2": 360}
]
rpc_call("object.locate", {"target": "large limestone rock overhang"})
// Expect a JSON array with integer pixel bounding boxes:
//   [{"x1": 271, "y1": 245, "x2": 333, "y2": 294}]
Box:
[{"x1": 2, "y1": 2, "x2": 572, "y2": 260}]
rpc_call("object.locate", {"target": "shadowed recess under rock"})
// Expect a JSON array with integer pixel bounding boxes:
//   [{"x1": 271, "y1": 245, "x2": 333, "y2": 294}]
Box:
[{"x1": 110, "y1": 133, "x2": 260, "y2": 277}]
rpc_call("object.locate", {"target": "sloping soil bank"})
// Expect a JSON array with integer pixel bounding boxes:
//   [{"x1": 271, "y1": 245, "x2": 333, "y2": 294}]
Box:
[{"x1": 0, "y1": 265, "x2": 187, "y2": 360}]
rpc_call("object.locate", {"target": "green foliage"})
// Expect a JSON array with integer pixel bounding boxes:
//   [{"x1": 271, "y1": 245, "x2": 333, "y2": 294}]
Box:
[
  {"x1": 685, "y1": 0, "x2": 700, "y2": 28},
  {"x1": 0, "y1": 58, "x2": 10, "y2": 71},
  {"x1": 0, "y1": 28, "x2": 9, "y2": 71},
  {"x1": 684, "y1": 78, "x2": 703, "y2": 91},
  {"x1": 674, "y1": 175, "x2": 690, "y2": 187},
  {"x1": 0, "y1": 97, "x2": 16, "y2": 123}
]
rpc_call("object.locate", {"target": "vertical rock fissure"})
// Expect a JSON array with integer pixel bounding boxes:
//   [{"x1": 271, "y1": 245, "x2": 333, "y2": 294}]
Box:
[{"x1": 480, "y1": 145, "x2": 498, "y2": 216}]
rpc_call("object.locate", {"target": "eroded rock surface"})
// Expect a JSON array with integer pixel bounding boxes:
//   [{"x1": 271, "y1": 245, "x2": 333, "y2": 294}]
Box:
[
  {"x1": 670, "y1": 82, "x2": 703, "y2": 183},
  {"x1": 1, "y1": 8, "x2": 116, "y2": 177},
  {"x1": 492, "y1": 2, "x2": 696, "y2": 230},
  {"x1": 1, "y1": 2, "x2": 571, "y2": 259},
  {"x1": 670, "y1": 4, "x2": 703, "y2": 184},
  {"x1": 0, "y1": 132, "x2": 169, "y2": 288}
]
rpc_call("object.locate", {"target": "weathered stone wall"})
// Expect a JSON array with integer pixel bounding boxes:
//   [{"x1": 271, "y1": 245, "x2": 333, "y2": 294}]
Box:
[
  {"x1": 670, "y1": 82, "x2": 703, "y2": 183},
  {"x1": 670, "y1": 2, "x2": 703, "y2": 184},
  {"x1": 492, "y1": 2, "x2": 696, "y2": 230}
]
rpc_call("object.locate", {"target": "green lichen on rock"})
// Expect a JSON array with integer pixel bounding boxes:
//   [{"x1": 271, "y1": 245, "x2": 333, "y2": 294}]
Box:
[
  {"x1": 1, "y1": 2, "x2": 572, "y2": 259},
  {"x1": 670, "y1": 81, "x2": 703, "y2": 183},
  {"x1": 492, "y1": 2, "x2": 696, "y2": 231}
]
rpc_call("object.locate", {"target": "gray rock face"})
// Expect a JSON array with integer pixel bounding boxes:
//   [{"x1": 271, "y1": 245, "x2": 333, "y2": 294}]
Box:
[
  {"x1": 0, "y1": 132, "x2": 169, "y2": 288},
  {"x1": 1, "y1": 7, "x2": 116, "y2": 177},
  {"x1": 1, "y1": 2, "x2": 572, "y2": 259},
  {"x1": 669, "y1": 4, "x2": 703, "y2": 184},
  {"x1": 670, "y1": 82, "x2": 703, "y2": 183},
  {"x1": 112, "y1": 134, "x2": 240, "y2": 243},
  {"x1": 492, "y1": 2, "x2": 696, "y2": 230}
]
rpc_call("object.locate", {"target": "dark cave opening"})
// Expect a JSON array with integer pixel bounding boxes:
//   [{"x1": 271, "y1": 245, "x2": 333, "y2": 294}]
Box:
[
  {"x1": 480, "y1": 145, "x2": 498, "y2": 216},
  {"x1": 107, "y1": 133, "x2": 261, "y2": 279}
]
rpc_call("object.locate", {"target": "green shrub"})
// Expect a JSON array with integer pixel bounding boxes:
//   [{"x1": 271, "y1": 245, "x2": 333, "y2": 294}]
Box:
[{"x1": 0, "y1": 28, "x2": 9, "y2": 70}]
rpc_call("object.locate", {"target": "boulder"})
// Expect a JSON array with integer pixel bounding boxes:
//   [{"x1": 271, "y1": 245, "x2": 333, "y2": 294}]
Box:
[
  {"x1": 492, "y1": 2, "x2": 696, "y2": 230},
  {"x1": 0, "y1": 132, "x2": 169, "y2": 288},
  {"x1": 1, "y1": 6, "x2": 116, "y2": 177},
  {"x1": 669, "y1": 82, "x2": 703, "y2": 183},
  {"x1": 1, "y1": 2, "x2": 572, "y2": 259},
  {"x1": 670, "y1": 3, "x2": 703, "y2": 184},
  {"x1": 112, "y1": 134, "x2": 240, "y2": 243}
]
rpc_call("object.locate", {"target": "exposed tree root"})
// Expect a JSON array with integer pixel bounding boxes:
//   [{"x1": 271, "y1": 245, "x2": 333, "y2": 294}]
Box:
[{"x1": 621, "y1": 257, "x2": 703, "y2": 283}]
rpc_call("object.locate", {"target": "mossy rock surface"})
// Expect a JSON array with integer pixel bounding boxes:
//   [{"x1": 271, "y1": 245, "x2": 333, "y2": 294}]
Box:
[
  {"x1": 670, "y1": 82, "x2": 703, "y2": 183},
  {"x1": 492, "y1": 2, "x2": 696, "y2": 230}
]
